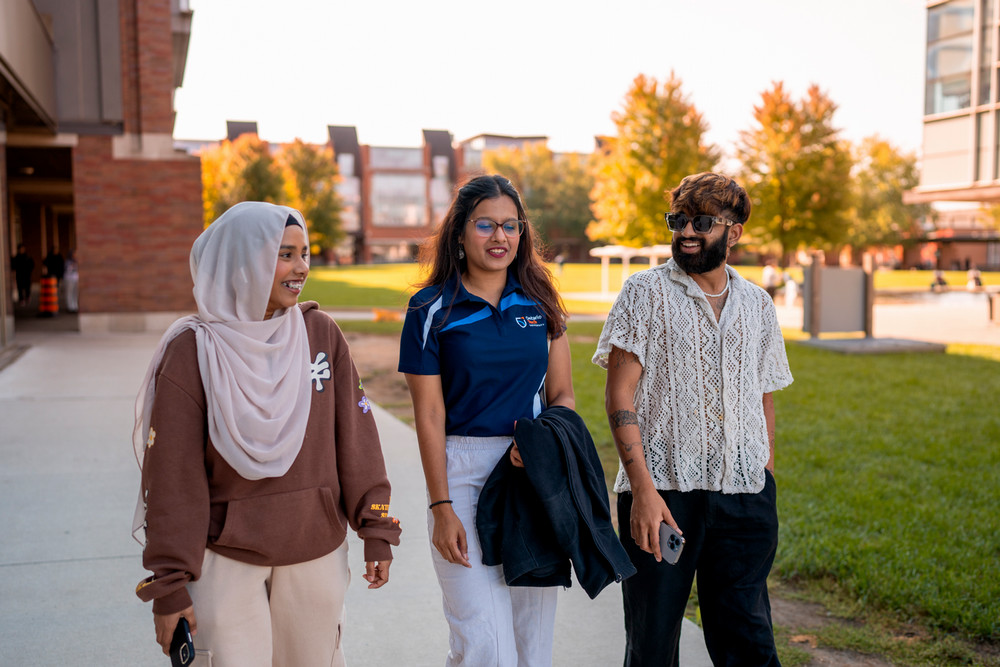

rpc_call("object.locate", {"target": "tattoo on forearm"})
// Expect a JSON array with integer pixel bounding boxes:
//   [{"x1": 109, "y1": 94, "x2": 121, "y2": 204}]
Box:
[
  {"x1": 620, "y1": 440, "x2": 642, "y2": 468},
  {"x1": 612, "y1": 348, "x2": 637, "y2": 369},
  {"x1": 610, "y1": 410, "x2": 639, "y2": 429}
]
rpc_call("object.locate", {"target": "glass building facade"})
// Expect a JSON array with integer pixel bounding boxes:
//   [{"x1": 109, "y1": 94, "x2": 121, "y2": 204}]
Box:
[
  {"x1": 910, "y1": 1, "x2": 1000, "y2": 270},
  {"x1": 919, "y1": 0, "x2": 1000, "y2": 193}
]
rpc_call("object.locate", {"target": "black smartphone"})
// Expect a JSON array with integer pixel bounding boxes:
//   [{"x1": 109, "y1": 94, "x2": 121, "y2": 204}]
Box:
[
  {"x1": 170, "y1": 616, "x2": 195, "y2": 667},
  {"x1": 658, "y1": 522, "x2": 686, "y2": 565}
]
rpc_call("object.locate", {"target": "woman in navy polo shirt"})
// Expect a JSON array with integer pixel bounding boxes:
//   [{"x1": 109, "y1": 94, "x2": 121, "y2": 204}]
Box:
[{"x1": 399, "y1": 175, "x2": 575, "y2": 666}]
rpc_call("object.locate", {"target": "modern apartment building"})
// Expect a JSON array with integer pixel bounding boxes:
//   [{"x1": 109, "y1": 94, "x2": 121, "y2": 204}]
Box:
[
  {"x1": 184, "y1": 124, "x2": 557, "y2": 265},
  {"x1": 329, "y1": 126, "x2": 461, "y2": 263},
  {"x1": 1, "y1": 0, "x2": 203, "y2": 346},
  {"x1": 907, "y1": 0, "x2": 1000, "y2": 269},
  {"x1": 327, "y1": 128, "x2": 549, "y2": 263}
]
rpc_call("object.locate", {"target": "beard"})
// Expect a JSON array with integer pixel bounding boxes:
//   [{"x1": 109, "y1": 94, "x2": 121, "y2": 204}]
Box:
[{"x1": 671, "y1": 228, "x2": 729, "y2": 274}]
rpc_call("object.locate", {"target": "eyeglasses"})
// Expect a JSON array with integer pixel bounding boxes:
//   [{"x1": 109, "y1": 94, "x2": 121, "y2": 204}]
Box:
[
  {"x1": 664, "y1": 212, "x2": 735, "y2": 234},
  {"x1": 470, "y1": 217, "x2": 525, "y2": 237}
]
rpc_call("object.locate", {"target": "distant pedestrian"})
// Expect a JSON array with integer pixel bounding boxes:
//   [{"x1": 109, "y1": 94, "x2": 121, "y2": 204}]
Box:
[
  {"x1": 11, "y1": 244, "x2": 33, "y2": 306},
  {"x1": 596, "y1": 172, "x2": 792, "y2": 666},
  {"x1": 43, "y1": 250, "x2": 64, "y2": 282},
  {"x1": 783, "y1": 271, "x2": 798, "y2": 307},
  {"x1": 761, "y1": 258, "x2": 780, "y2": 298},
  {"x1": 931, "y1": 269, "x2": 948, "y2": 292},
  {"x1": 132, "y1": 201, "x2": 400, "y2": 664},
  {"x1": 63, "y1": 251, "x2": 79, "y2": 313},
  {"x1": 967, "y1": 265, "x2": 983, "y2": 290}
]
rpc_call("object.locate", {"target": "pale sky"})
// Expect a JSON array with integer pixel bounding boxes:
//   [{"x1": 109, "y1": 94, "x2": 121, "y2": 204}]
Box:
[{"x1": 173, "y1": 0, "x2": 927, "y2": 158}]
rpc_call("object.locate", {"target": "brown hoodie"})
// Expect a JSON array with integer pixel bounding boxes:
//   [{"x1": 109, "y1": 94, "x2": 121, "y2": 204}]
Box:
[{"x1": 135, "y1": 302, "x2": 400, "y2": 614}]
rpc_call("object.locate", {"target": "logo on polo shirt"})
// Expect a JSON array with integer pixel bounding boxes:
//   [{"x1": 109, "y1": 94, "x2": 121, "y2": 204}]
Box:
[{"x1": 515, "y1": 313, "x2": 545, "y2": 328}]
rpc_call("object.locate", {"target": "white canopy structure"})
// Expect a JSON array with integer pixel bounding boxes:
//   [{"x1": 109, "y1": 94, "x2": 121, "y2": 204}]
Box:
[{"x1": 588, "y1": 245, "x2": 672, "y2": 294}]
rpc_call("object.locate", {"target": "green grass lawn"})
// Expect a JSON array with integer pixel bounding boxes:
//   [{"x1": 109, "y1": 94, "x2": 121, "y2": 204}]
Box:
[
  {"x1": 568, "y1": 324, "x2": 1000, "y2": 654},
  {"x1": 315, "y1": 264, "x2": 1000, "y2": 658},
  {"x1": 302, "y1": 262, "x2": 1000, "y2": 314},
  {"x1": 775, "y1": 343, "x2": 1000, "y2": 641}
]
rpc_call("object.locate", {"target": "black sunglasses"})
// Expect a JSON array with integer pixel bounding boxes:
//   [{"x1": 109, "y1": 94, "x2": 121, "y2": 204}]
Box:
[{"x1": 664, "y1": 212, "x2": 735, "y2": 234}]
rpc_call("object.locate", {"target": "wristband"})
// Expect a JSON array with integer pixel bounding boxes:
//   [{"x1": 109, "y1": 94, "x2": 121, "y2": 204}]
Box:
[{"x1": 428, "y1": 499, "x2": 453, "y2": 509}]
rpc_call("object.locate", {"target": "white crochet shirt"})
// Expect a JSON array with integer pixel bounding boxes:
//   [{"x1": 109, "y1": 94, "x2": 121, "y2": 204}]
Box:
[{"x1": 594, "y1": 260, "x2": 793, "y2": 495}]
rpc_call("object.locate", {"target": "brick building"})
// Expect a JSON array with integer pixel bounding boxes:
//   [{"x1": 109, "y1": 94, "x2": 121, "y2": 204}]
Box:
[
  {"x1": 326, "y1": 128, "x2": 551, "y2": 263},
  {"x1": 1, "y1": 0, "x2": 202, "y2": 347}
]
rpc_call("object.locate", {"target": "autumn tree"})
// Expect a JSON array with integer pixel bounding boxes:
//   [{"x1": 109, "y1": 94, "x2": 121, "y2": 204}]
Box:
[
  {"x1": 275, "y1": 139, "x2": 344, "y2": 253},
  {"x1": 588, "y1": 72, "x2": 720, "y2": 247},
  {"x1": 736, "y1": 82, "x2": 853, "y2": 262},
  {"x1": 482, "y1": 143, "x2": 594, "y2": 253},
  {"x1": 201, "y1": 133, "x2": 284, "y2": 226},
  {"x1": 846, "y1": 136, "x2": 928, "y2": 254}
]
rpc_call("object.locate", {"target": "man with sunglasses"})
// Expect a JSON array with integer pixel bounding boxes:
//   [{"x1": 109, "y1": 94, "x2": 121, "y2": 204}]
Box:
[{"x1": 594, "y1": 172, "x2": 793, "y2": 666}]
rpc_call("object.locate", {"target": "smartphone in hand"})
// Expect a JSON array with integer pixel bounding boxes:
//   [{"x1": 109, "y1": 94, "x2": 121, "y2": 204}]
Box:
[
  {"x1": 658, "y1": 522, "x2": 685, "y2": 565},
  {"x1": 170, "y1": 616, "x2": 194, "y2": 666}
]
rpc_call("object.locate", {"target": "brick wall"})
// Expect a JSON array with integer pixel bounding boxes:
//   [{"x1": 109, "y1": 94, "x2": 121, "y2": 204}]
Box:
[
  {"x1": 1, "y1": 135, "x2": 8, "y2": 319},
  {"x1": 73, "y1": 135, "x2": 202, "y2": 313},
  {"x1": 119, "y1": 0, "x2": 175, "y2": 135}
]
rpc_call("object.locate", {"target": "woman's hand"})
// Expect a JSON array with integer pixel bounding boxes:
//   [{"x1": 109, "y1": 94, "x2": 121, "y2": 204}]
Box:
[
  {"x1": 510, "y1": 442, "x2": 524, "y2": 468},
  {"x1": 431, "y1": 504, "x2": 471, "y2": 567},
  {"x1": 153, "y1": 605, "x2": 197, "y2": 655},
  {"x1": 364, "y1": 559, "x2": 392, "y2": 588}
]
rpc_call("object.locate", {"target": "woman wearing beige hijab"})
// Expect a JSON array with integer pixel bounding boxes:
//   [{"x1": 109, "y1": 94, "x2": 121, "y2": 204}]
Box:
[{"x1": 132, "y1": 202, "x2": 400, "y2": 666}]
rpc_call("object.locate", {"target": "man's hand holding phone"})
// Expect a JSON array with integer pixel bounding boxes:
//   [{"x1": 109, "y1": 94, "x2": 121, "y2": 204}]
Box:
[{"x1": 658, "y1": 521, "x2": 686, "y2": 565}]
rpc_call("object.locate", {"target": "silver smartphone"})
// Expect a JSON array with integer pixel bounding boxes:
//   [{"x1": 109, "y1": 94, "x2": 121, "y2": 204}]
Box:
[{"x1": 658, "y1": 522, "x2": 685, "y2": 565}]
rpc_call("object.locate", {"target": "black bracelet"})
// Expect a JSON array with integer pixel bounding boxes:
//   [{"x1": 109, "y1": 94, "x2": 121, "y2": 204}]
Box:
[{"x1": 428, "y1": 499, "x2": 453, "y2": 509}]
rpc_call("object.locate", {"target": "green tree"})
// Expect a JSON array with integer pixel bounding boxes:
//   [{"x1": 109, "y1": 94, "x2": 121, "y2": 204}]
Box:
[
  {"x1": 275, "y1": 139, "x2": 344, "y2": 253},
  {"x1": 482, "y1": 143, "x2": 594, "y2": 252},
  {"x1": 736, "y1": 82, "x2": 853, "y2": 262},
  {"x1": 847, "y1": 136, "x2": 928, "y2": 254},
  {"x1": 201, "y1": 134, "x2": 284, "y2": 226},
  {"x1": 588, "y1": 72, "x2": 720, "y2": 247}
]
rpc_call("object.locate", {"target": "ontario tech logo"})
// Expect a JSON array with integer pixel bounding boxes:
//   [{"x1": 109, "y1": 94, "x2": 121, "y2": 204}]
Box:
[{"x1": 515, "y1": 313, "x2": 545, "y2": 329}]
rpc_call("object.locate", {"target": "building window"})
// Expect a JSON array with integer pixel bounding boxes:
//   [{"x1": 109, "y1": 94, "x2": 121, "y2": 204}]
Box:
[
  {"x1": 979, "y1": 0, "x2": 995, "y2": 104},
  {"x1": 987, "y1": 241, "x2": 1000, "y2": 267},
  {"x1": 926, "y1": 0, "x2": 975, "y2": 114},
  {"x1": 371, "y1": 173, "x2": 427, "y2": 227},
  {"x1": 369, "y1": 147, "x2": 423, "y2": 170},
  {"x1": 337, "y1": 176, "x2": 361, "y2": 233}
]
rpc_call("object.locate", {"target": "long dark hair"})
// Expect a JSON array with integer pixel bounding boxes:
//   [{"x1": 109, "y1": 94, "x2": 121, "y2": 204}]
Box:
[{"x1": 416, "y1": 174, "x2": 566, "y2": 338}]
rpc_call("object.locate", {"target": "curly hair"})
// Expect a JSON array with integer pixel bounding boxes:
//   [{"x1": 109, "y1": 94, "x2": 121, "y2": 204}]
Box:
[{"x1": 670, "y1": 172, "x2": 751, "y2": 224}]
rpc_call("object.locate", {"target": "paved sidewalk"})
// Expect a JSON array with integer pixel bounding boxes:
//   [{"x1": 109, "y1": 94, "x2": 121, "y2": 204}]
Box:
[
  {"x1": 773, "y1": 290, "x2": 1000, "y2": 347},
  {"x1": 0, "y1": 330, "x2": 712, "y2": 666}
]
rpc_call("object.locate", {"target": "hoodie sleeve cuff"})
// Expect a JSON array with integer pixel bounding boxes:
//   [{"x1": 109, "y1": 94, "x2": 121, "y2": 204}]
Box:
[
  {"x1": 150, "y1": 586, "x2": 193, "y2": 615},
  {"x1": 363, "y1": 538, "x2": 393, "y2": 563}
]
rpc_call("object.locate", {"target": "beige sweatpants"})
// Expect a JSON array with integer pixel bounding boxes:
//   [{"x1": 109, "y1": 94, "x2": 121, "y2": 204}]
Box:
[{"x1": 187, "y1": 543, "x2": 350, "y2": 667}]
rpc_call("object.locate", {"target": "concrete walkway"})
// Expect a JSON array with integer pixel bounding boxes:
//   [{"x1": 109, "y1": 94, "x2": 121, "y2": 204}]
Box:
[
  {"x1": 0, "y1": 330, "x2": 712, "y2": 666},
  {"x1": 773, "y1": 290, "x2": 1000, "y2": 347}
]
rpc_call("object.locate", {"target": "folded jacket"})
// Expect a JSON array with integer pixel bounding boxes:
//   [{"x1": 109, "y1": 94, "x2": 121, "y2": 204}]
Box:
[{"x1": 477, "y1": 406, "x2": 636, "y2": 599}]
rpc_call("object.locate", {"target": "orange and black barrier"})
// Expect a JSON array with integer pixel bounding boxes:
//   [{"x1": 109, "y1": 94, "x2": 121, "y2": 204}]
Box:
[{"x1": 38, "y1": 276, "x2": 58, "y2": 317}]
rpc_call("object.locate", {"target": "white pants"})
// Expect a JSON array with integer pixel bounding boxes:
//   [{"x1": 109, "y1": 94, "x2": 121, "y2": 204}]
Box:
[
  {"x1": 430, "y1": 435, "x2": 559, "y2": 667},
  {"x1": 63, "y1": 275, "x2": 78, "y2": 312},
  {"x1": 187, "y1": 543, "x2": 350, "y2": 667}
]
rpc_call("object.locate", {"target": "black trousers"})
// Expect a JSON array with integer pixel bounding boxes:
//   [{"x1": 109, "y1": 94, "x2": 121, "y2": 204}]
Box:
[
  {"x1": 618, "y1": 472, "x2": 780, "y2": 667},
  {"x1": 16, "y1": 277, "x2": 31, "y2": 303}
]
